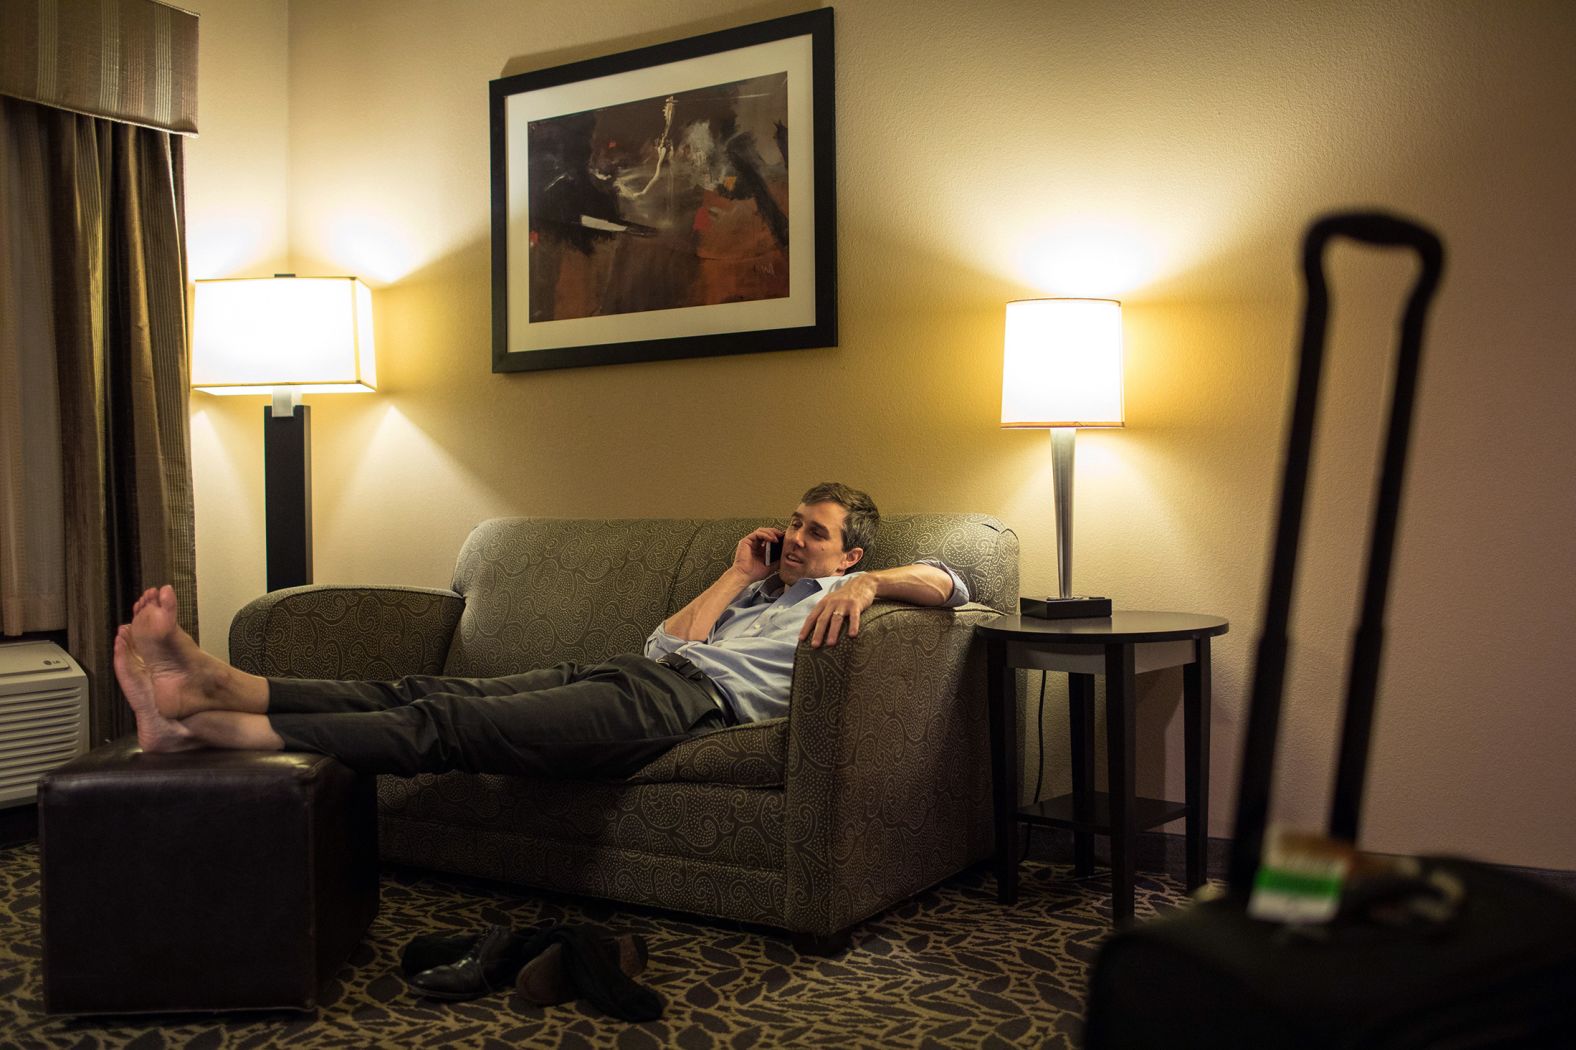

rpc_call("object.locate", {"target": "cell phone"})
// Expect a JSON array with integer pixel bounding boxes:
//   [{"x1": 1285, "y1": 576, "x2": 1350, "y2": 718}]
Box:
[{"x1": 765, "y1": 538, "x2": 783, "y2": 564}]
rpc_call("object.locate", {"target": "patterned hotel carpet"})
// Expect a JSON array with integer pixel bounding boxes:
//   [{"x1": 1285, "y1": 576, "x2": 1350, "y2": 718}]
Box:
[{"x1": 0, "y1": 843, "x2": 1194, "y2": 1049}]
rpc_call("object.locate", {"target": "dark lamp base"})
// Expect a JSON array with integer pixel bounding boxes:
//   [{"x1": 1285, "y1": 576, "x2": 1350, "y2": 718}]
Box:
[{"x1": 1020, "y1": 596, "x2": 1114, "y2": 620}]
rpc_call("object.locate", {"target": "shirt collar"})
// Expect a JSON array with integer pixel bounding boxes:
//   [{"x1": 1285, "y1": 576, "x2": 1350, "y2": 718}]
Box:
[{"x1": 757, "y1": 572, "x2": 843, "y2": 602}]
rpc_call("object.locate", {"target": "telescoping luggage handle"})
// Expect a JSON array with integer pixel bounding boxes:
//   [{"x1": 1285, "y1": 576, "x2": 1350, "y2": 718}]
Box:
[{"x1": 1227, "y1": 212, "x2": 1446, "y2": 896}]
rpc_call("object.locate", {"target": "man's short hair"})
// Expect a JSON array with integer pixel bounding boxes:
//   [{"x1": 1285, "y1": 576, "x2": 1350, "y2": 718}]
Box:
[{"x1": 800, "y1": 482, "x2": 880, "y2": 555}]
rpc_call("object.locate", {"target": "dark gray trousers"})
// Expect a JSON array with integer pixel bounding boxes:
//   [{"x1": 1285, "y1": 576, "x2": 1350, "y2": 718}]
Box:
[{"x1": 268, "y1": 653, "x2": 727, "y2": 778}]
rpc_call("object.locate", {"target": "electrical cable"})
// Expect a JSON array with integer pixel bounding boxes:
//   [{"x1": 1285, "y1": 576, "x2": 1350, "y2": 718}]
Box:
[{"x1": 1020, "y1": 670, "x2": 1048, "y2": 863}]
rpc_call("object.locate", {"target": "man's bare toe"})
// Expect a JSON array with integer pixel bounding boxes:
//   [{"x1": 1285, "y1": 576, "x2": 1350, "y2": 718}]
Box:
[
  {"x1": 132, "y1": 588, "x2": 157, "y2": 618},
  {"x1": 129, "y1": 586, "x2": 186, "y2": 660}
]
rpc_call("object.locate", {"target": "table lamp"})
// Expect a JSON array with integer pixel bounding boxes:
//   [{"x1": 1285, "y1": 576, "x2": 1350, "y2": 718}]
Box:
[
  {"x1": 1001, "y1": 297, "x2": 1125, "y2": 618},
  {"x1": 191, "y1": 275, "x2": 377, "y2": 591}
]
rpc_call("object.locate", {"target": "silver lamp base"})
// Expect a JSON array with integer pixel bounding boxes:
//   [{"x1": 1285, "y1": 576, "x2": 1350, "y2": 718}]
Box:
[{"x1": 1038, "y1": 427, "x2": 1112, "y2": 620}]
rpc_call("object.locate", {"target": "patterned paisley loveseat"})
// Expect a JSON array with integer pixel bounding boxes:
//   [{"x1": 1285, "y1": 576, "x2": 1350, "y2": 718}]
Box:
[{"x1": 229, "y1": 515, "x2": 1017, "y2": 946}]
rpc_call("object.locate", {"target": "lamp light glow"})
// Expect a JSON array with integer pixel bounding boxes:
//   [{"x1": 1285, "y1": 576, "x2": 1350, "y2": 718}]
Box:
[
  {"x1": 192, "y1": 276, "x2": 376, "y2": 394},
  {"x1": 1001, "y1": 298, "x2": 1124, "y2": 428}
]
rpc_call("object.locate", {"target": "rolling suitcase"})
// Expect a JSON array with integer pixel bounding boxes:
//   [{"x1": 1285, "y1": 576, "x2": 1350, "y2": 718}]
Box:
[{"x1": 1083, "y1": 212, "x2": 1576, "y2": 1048}]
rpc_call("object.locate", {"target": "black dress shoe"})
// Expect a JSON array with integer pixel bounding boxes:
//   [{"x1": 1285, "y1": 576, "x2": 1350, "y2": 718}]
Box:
[
  {"x1": 401, "y1": 930, "x2": 482, "y2": 978},
  {"x1": 407, "y1": 924, "x2": 529, "y2": 1001}
]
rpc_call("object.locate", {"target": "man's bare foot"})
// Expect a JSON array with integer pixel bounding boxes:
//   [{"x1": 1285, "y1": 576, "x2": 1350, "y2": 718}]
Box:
[
  {"x1": 125, "y1": 584, "x2": 242, "y2": 718},
  {"x1": 114, "y1": 629, "x2": 198, "y2": 754}
]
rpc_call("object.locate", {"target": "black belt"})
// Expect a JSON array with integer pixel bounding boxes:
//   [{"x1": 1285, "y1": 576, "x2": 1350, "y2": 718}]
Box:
[{"x1": 655, "y1": 652, "x2": 740, "y2": 726}]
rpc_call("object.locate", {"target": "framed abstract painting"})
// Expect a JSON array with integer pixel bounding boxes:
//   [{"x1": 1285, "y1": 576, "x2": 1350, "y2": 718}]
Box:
[{"x1": 490, "y1": 9, "x2": 836, "y2": 372}]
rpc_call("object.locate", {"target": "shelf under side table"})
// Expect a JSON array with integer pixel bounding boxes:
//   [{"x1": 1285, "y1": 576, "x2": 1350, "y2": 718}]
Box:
[{"x1": 1019, "y1": 792, "x2": 1188, "y2": 834}]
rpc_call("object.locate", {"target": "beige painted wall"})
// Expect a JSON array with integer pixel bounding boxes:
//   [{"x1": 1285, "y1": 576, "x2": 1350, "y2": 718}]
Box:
[
  {"x1": 185, "y1": 0, "x2": 1576, "y2": 869},
  {"x1": 183, "y1": 0, "x2": 291, "y2": 649}
]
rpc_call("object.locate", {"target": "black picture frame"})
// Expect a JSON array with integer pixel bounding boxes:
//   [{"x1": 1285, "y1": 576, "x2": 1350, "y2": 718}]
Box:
[{"x1": 489, "y1": 9, "x2": 836, "y2": 373}]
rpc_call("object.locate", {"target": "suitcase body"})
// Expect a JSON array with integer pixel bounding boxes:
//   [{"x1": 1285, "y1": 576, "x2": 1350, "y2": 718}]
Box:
[
  {"x1": 1083, "y1": 214, "x2": 1576, "y2": 1048},
  {"x1": 1088, "y1": 857, "x2": 1576, "y2": 1047}
]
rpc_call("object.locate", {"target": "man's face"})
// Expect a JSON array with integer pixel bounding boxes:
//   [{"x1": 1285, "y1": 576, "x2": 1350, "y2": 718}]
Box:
[{"x1": 777, "y1": 502, "x2": 862, "y2": 585}]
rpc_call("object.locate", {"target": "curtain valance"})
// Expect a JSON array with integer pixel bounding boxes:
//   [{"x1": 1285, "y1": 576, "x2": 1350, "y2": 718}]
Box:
[{"x1": 1, "y1": 0, "x2": 198, "y2": 135}]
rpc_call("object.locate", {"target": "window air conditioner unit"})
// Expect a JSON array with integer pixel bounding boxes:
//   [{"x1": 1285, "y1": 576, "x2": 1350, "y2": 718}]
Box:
[{"x1": 0, "y1": 641, "x2": 90, "y2": 808}]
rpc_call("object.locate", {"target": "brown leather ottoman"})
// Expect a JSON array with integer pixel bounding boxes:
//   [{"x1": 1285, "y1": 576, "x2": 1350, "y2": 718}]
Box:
[{"x1": 38, "y1": 737, "x2": 379, "y2": 1014}]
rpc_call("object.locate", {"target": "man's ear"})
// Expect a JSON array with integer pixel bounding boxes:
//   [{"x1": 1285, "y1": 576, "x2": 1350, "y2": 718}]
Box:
[{"x1": 838, "y1": 546, "x2": 864, "y2": 574}]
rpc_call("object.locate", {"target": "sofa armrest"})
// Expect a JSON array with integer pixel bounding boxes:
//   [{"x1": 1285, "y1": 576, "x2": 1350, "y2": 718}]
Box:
[
  {"x1": 781, "y1": 600, "x2": 1000, "y2": 935},
  {"x1": 229, "y1": 584, "x2": 465, "y2": 681}
]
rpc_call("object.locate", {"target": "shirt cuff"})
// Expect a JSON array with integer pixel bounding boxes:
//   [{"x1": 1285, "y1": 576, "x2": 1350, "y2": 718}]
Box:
[
  {"x1": 643, "y1": 624, "x2": 687, "y2": 660},
  {"x1": 914, "y1": 558, "x2": 971, "y2": 608}
]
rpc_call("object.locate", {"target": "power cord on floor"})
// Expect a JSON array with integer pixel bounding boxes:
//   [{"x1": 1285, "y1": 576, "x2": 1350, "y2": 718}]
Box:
[
  {"x1": 1015, "y1": 673, "x2": 1109, "y2": 883},
  {"x1": 1020, "y1": 670, "x2": 1047, "y2": 863}
]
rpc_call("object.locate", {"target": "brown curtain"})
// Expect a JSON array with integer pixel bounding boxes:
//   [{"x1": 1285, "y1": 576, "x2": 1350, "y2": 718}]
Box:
[
  {"x1": 0, "y1": 94, "x2": 197, "y2": 743},
  {"x1": 0, "y1": 101, "x2": 68, "y2": 635}
]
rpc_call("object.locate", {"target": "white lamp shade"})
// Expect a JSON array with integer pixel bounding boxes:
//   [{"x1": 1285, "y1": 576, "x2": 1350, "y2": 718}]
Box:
[
  {"x1": 1000, "y1": 298, "x2": 1125, "y2": 427},
  {"x1": 191, "y1": 277, "x2": 377, "y2": 394}
]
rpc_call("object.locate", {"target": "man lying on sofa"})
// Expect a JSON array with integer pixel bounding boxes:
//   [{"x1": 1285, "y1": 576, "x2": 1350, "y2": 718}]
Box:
[{"x1": 113, "y1": 481, "x2": 969, "y2": 779}]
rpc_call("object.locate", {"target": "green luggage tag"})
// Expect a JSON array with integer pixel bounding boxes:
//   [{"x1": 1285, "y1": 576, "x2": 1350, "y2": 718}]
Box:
[{"x1": 1247, "y1": 828, "x2": 1351, "y2": 924}]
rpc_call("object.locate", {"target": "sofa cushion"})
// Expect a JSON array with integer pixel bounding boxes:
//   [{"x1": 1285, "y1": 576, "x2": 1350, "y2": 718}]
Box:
[
  {"x1": 378, "y1": 775, "x2": 783, "y2": 871},
  {"x1": 444, "y1": 518, "x2": 703, "y2": 677},
  {"x1": 625, "y1": 718, "x2": 787, "y2": 787}
]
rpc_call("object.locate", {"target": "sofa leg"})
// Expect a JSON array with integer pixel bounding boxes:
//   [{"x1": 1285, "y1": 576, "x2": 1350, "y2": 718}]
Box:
[{"x1": 790, "y1": 927, "x2": 853, "y2": 956}]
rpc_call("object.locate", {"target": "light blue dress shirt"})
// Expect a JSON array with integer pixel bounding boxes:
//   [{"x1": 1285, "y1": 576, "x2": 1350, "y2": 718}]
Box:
[{"x1": 643, "y1": 560, "x2": 969, "y2": 723}]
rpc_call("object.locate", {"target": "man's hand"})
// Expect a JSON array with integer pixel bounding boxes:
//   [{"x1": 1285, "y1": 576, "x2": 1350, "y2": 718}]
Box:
[
  {"x1": 800, "y1": 574, "x2": 878, "y2": 648},
  {"x1": 798, "y1": 563, "x2": 959, "y2": 649},
  {"x1": 734, "y1": 526, "x2": 785, "y2": 583},
  {"x1": 663, "y1": 527, "x2": 785, "y2": 642}
]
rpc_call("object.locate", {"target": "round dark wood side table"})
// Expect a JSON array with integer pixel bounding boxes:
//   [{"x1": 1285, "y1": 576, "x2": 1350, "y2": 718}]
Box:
[{"x1": 978, "y1": 611, "x2": 1229, "y2": 924}]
